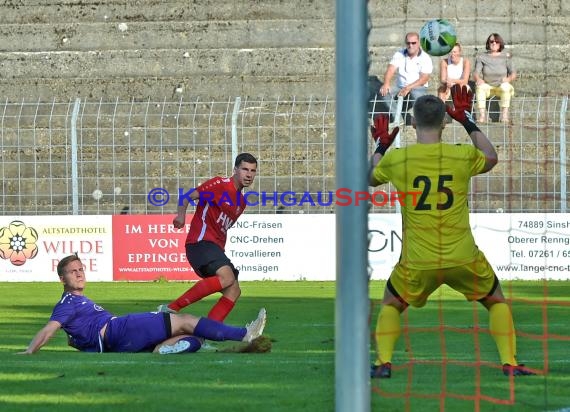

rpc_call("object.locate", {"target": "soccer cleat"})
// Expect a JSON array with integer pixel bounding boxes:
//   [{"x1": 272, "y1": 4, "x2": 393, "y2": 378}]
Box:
[
  {"x1": 371, "y1": 362, "x2": 392, "y2": 379},
  {"x1": 157, "y1": 304, "x2": 177, "y2": 314},
  {"x1": 158, "y1": 339, "x2": 191, "y2": 355},
  {"x1": 502, "y1": 364, "x2": 536, "y2": 376},
  {"x1": 242, "y1": 308, "x2": 267, "y2": 342}
]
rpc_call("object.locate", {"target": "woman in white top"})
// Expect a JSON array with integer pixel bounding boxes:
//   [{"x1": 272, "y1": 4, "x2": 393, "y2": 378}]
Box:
[{"x1": 438, "y1": 43, "x2": 471, "y2": 101}]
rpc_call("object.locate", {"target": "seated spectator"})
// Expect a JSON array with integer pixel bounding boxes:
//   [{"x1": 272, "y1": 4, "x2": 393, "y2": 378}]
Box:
[
  {"x1": 473, "y1": 33, "x2": 516, "y2": 123},
  {"x1": 375, "y1": 32, "x2": 433, "y2": 125},
  {"x1": 438, "y1": 42, "x2": 471, "y2": 101}
]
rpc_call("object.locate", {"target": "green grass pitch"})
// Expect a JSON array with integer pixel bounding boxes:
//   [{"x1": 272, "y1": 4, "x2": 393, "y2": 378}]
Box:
[{"x1": 1, "y1": 281, "x2": 569, "y2": 411}]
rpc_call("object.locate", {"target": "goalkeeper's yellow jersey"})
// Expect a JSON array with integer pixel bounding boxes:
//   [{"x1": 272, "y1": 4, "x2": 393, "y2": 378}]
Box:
[{"x1": 372, "y1": 142, "x2": 487, "y2": 269}]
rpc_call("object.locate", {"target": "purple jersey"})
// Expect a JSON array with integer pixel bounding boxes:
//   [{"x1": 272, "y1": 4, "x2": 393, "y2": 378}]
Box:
[{"x1": 50, "y1": 292, "x2": 113, "y2": 352}]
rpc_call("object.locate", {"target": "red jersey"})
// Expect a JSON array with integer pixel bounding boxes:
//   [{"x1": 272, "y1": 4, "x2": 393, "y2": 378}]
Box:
[{"x1": 185, "y1": 176, "x2": 246, "y2": 250}]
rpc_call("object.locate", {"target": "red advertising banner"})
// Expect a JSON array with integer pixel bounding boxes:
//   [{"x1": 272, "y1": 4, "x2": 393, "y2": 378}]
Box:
[{"x1": 112, "y1": 214, "x2": 199, "y2": 281}]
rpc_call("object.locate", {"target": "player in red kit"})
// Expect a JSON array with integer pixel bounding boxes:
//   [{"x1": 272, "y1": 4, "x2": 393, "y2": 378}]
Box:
[{"x1": 157, "y1": 153, "x2": 258, "y2": 322}]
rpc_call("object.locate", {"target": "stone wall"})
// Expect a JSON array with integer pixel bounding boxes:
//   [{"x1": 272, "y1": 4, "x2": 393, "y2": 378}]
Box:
[{"x1": 0, "y1": 0, "x2": 568, "y2": 100}]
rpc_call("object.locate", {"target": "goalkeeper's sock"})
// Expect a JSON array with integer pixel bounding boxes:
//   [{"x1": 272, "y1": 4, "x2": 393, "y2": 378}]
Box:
[
  {"x1": 207, "y1": 296, "x2": 236, "y2": 322},
  {"x1": 374, "y1": 304, "x2": 401, "y2": 365},
  {"x1": 488, "y1": 302, "x2": 517, "y2": 365},
  {"x1": 169, "y1": 276, "x2": 223, "y2": 312}
]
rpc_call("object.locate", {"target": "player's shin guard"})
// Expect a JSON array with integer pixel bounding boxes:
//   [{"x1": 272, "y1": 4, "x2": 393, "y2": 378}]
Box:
[
  {"x1": 375, "y1": 304, "x2": 401, "y2": 365},
  {"x1": 170, "y1": 276, "x2": 223, "y2": 312},
  {"x1": 207, "y1": 296, "x2": 236, "y2": 322},
  {"x1": 489, "y1": 302, "x2": 517, "y2": 365}
]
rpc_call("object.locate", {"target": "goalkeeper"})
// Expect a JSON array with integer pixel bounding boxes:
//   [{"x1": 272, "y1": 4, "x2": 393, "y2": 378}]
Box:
[{"x1": 368, "y1": 85, "x2": 535, "y2": 378}]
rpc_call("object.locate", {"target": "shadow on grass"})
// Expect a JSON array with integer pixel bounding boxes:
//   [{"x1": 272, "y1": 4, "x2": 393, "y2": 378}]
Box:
[{"x1": 1, "y1": 282, "x2": 336, "y2": 411}]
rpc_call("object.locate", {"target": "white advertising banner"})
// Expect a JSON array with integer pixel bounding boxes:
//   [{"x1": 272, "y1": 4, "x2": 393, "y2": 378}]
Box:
[
  {"x1": 367, "y1": 214, "x2": 402, "y2": 280},
  {"x1": 0, "y1": 216, "x2": 113, "y2": 281},
  {"x1": 368, "y1": 213, "x2": 570, "y2": 281},
  {"x1": 0, "y1": 213, "x2": 568, "y2": 281},
  {"x1": 471, "y1": 213, "x2": 570, "y2": 280},
  {"x1": 227, "y1": 214, "x2": 335, "y2": 281}
]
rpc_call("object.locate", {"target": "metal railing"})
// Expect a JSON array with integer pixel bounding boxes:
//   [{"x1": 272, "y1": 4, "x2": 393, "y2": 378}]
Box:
[{"x1": 0, "y1": 95, "x2": 567, "y2": 215}]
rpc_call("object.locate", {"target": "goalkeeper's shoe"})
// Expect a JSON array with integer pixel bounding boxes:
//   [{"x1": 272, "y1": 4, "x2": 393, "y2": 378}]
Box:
[
  {"x1": 371, "y1": 362, "x2": 392, "y2": 379},
  {"x1": 157, "y1": 304, "x2": 177, "y2": 314},
  {"x1": 158, "y1": 339, "x2": 191, "y2": 355},
  {"x1": 243, "y1": 308, "x2": 267, "y2": 342},
  {"x1": 502, "y1": 364, "x2": 536, "y2": 376}
]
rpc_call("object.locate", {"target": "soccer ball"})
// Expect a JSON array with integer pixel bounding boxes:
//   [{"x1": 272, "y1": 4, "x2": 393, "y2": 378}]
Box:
[{"x1": 419, "y1": 19, "x2": 457, "y2": 57}]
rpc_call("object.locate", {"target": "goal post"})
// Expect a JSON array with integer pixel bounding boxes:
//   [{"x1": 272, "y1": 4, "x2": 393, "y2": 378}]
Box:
[{"x1": 335, "y1": 0, "x2": 371, "y2": 411}]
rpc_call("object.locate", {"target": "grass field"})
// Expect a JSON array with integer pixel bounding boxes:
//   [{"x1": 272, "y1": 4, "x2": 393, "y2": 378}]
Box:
[{"x1": 1, "y1": 280, "x2": 569, "y2": 411}]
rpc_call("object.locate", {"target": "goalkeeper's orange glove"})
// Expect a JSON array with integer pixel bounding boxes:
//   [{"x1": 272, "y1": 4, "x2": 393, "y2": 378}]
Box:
[
  {"x1": 371, "y1": 114, "x2": 399, "y2": 155},
  {"x1": 446, "y1": 85, "x2": 481, "y2": 135}
]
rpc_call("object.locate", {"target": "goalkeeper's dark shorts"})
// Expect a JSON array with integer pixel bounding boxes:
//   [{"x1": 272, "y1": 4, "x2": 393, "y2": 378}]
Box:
[
  {"x1": 186, "y1": 241, "x2": 239, "y2": 279},
  {"x1": 388, "y1": 250, "x2": 496, "y2": 308}
]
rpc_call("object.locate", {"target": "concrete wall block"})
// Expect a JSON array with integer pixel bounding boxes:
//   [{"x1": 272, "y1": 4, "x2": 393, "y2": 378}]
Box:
[
  {"x1": 368, "y1": 15, "x2": 564, "y2": 47},
  {"x1": 0, "y1": 48, "x2": 335, "y2": 78},
  {"x1": 0, "y1": 74, "x2": 335, "y2": 101},
  {"x1": 0, "y1": 0, "x2": 334, "y2": 25},
  {"x1": 0, "y1": 20, "x2": 335, "y2": 52},
  {"x1": 368, "y1": 17, "x2": 561, "y2": 49}
]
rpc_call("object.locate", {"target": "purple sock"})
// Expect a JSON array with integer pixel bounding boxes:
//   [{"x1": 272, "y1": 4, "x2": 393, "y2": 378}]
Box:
[
  {"x1": 194, "y1": 317, "x2": 246, "y2": 341},
  {"x1": 179, "y1": 336, "x2": 202, "y2": 353}
]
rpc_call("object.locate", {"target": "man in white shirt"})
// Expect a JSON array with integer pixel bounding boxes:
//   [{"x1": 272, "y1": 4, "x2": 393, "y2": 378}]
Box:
[{"x1": 375, "y1": 32, "x2": 433, "y2": 124}]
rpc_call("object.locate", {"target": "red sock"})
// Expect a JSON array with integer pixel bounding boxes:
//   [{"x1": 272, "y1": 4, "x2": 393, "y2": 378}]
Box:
[
  {"x1": 169, "y1": 276, "x2": 223, "y2": 312},
  {"x1": 207, "y1": 296, "x2": 236, "y2": 322}
]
